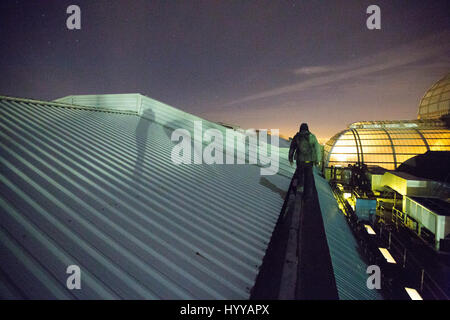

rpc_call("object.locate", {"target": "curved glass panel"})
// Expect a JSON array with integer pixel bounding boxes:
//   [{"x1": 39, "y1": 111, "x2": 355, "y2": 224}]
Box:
[
  {"x1": 324, "y1": 127, "x2": 450, "y2": 170},
  {"x1": 418, "y1": 73, "x2": 450, "y2": 119}
]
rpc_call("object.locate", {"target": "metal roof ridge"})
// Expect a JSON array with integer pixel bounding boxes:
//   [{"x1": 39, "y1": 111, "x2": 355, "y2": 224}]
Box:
[{"x1": 0, "y1": 95, "x2": 138, "y2": 115}]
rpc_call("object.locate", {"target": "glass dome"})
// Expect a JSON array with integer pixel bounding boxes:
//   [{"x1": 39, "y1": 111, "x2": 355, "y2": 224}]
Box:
[
  {"x1": 418, "y1": 73, "x2": 450, "y2": 120},
  {"x1": 324, "y1": 124, "x2": 450, "y2": 170}
]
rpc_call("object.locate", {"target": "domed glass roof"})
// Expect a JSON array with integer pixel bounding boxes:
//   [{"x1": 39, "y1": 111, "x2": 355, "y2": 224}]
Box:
[
  {"x1": 418, "y1": 73, "x2": 450, "y2": 120},
  {"x1": 324, "y1": 125, "x2": 450, "y2": 170},
  {"x1": 324, "y1": 74, "x2": 450, "y2": 171}
]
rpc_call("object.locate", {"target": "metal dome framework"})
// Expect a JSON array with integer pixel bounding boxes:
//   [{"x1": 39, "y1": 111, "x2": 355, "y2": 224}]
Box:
[
  {"x1": 324, "y1": 125, "x2": 450, "y2": 170},
  {"x1": 418, "y1": 73, "x2": 450, "y2": 120},
  {"x1": 325, "y1": 73, "x2": 450, "y2": 171}
]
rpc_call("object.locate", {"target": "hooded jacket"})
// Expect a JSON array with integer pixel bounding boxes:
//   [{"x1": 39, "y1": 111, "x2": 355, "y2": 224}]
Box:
[{"x1": 289, "y1": 131, "x2": 322, "y2": 164}]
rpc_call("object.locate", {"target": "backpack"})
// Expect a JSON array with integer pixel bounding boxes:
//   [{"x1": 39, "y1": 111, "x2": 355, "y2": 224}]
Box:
[{"x1": 296, "y1": 132, "x2": 312, "y2": 158}]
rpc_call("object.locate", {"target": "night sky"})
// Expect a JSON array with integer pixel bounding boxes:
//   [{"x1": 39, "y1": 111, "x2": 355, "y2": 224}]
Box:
[{"x1": 1, "y1": 0, "x2": 449, "y2": 141}]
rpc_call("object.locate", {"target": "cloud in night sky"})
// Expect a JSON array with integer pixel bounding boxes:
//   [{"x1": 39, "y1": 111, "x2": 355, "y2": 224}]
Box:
[
  {"x1": 208, "y1": 31, "x2": 450, "y2": 141},
  {"x1": 293, "y1": 66, "x2": 339, "y2": 75},
  {"x1": 223, "y1": 31, "x2": 450, "y2": 108}
]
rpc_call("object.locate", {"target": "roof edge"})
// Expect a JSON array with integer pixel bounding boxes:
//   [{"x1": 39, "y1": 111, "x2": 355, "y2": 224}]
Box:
[{"x1": 0, "y1": 95, "x2": 138, "y2": 115}]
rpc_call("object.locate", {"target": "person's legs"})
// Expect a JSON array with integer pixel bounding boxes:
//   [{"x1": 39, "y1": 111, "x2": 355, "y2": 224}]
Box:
[
  {"x1": 296, "y1": 162, "x2": 305, "y2": 193},
  {"x1": 304, "y1": 162, "x2": 314, "y2": 199}
]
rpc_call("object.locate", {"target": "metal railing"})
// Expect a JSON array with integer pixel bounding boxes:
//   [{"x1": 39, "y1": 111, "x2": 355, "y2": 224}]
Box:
[
  {"x1": 376, "y1": 222, "x2": 449, "y2": 300},
  {"x1": 332, "y1": 185, "x2": 449, "y2": 300}
]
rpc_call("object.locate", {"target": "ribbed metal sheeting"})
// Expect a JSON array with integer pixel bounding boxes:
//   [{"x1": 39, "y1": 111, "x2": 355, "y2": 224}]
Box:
[
  {"x1": 54, "y1": 94, "x2": 142, "y2": 113},
  {"x1": 55, "y1": 94, "x2": 295, "y2": 177},
  {"x1": 0, "y1": 98, "x2": 290, "y2": 299},
  {"x1": 314, "y1": 172, "x2": 382, "y2": 300}
]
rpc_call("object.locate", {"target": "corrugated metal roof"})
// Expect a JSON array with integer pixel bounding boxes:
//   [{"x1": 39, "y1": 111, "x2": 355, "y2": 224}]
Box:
[
  {"x1": 314, "y1": 171, "x2": 382, "y2": 300},
  {"x1": 0, "y1": 96, "x2": 291, "y2": 299},
  {"x1": 54, "y1": 94, "x2": 295, "y2": 177}
]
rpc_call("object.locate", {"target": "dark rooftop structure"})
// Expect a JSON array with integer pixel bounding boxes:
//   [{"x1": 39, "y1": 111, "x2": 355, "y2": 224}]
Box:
[{"x1": 397, "y1": 151, "x2": 450, "y2": 184}]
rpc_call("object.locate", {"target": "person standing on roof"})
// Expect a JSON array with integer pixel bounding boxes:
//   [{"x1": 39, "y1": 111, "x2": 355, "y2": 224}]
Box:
[{"x1": 289, "y1": 123, "x2": 322, "y2": 198}]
